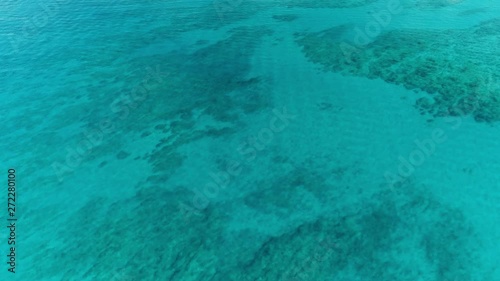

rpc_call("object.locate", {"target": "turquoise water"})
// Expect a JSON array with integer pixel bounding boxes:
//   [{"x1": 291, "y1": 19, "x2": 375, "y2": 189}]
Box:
[{"x1": 1, "y1": 0, "x2": 499, "y2": 280}]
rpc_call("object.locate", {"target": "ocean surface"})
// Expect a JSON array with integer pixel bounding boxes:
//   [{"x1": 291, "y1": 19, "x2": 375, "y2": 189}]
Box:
[{"x1": 1, "y1": 0, "x2": 499, "y2": 280}]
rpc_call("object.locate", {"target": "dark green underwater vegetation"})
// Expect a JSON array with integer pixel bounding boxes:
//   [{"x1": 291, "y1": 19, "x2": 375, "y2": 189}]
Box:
[{"x1": 295, "y1": 19, "x2": 500, "y2": 122}]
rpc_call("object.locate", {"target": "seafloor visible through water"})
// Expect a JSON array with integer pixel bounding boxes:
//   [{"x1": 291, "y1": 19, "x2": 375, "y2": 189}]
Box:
[{"x1": 1, "y1": 0, "x2": 499, "y2": 280}]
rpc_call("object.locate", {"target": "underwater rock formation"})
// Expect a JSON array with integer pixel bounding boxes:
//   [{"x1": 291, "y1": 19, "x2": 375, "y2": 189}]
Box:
[
  {"x1": 34, "y1": 180, "x2": 483, "y2": 281},
  {"x1": 412, "y1": 0, "x2": 465, "y2": 9},
  {"x1": 295, "y1": 19, "x2": 500, "y2": 122},
  {"x1": 272, "y1": 14, "x2": 299, "y2": 22}
]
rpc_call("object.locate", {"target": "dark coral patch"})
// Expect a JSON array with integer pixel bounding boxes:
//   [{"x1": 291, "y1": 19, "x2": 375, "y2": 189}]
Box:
[
  {"x1": 295, "y1": 20, "x2": 500, "y2": 122},
  {"x1": 272, "y1": 14, "x2": 299, "y2": 22},
  {"x1": 116, "y1": 151, "x2": 130, "y2": 160}
]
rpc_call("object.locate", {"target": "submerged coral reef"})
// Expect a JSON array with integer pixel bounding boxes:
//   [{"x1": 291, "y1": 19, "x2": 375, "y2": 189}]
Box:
[
  {"x1": 296, "y1": 19, "x2": 500, "y2": 122},
  {"x1": 34, "y1": 178, "x2": 482, "y2": 281},
  {"x1": 5, "y1": 1, "x2": 499, "y2": 280}
]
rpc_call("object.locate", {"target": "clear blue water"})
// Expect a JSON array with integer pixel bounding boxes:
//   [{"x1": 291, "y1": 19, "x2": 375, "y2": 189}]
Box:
[{"x1": 1, "y1": 0, "x2": 499, "y2": 280}]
